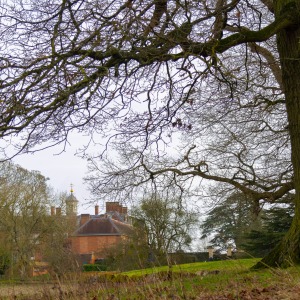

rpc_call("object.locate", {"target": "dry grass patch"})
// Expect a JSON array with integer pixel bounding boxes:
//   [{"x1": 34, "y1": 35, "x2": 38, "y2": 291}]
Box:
[{"x1": 1, "y1": 259, "x2": 300, "y2": 299}]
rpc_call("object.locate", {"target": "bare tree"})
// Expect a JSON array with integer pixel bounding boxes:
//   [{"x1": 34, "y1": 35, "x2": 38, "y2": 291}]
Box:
[
  {"x1": 42, "y1": 191, "x2": 80, "y2": 277},
  {"x1": 0, "y1": 162, "x2": 51, "y2": 278},
  {"x1": 0, "y1": 0, "x2": 300, "y2": 267},
  {"x1": 131, "y1": 195, "x2": 198, "y2": 265}
]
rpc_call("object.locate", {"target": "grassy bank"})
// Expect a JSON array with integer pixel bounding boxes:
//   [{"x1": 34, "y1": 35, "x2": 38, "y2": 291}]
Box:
[
  {"x1": 1, "y1": 258, "x2": 300, "y2": 299},
  {"x1": 123, "y1": 258, "x2": 260, "y2": 275}
]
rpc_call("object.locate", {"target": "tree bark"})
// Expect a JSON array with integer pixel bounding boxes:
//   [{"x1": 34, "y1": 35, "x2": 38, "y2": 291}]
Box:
[{"x1": 253, "y1": 0, "x2": 300, "y2": 268}]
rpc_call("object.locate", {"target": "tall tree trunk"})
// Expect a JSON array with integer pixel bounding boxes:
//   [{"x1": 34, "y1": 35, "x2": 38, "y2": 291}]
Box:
[{"x1": 254, "y1": 0, "x2": 300, "y2": 268}]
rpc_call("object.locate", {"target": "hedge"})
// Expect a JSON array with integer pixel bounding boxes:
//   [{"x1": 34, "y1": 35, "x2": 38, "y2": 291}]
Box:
[{"x1": 83, "y1": 264, "x2": 107, "y2": 272}]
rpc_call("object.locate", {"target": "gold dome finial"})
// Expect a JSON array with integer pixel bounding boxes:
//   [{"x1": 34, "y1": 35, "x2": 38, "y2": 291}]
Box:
[{"x1": 70, "y1": 183, "x2": 74, "y2": 193}]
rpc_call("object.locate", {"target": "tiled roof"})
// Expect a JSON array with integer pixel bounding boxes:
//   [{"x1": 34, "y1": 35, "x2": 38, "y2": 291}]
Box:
[{"x1": 74, "y1": 216, "x2": 132, "y2": 236}]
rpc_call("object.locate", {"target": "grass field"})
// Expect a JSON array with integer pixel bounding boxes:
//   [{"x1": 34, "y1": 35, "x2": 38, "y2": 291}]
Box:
[{"x1": 1, "y1": 258, "x2": 300, "y2": 299}]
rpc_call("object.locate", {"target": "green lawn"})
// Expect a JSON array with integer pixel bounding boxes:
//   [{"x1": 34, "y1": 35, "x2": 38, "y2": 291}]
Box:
[
  {"x1": 120, "y1": 258, "x2": 300, "y2": 298},
  {"x1": 122, "y1": 258, "x2": 260, "y2": 276},
  {"x1": 2, "y1": 259, "x2": 300, "y2": 299}
]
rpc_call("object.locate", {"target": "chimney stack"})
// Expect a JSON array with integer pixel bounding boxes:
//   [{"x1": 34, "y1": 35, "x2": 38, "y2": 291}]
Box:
[
  {"x1": 121, "y1": 206, "x2": 128, "y2": 215},
  {"x1": 106, "y1": 201, "x2": 120, "y2": 213},
  {"x1": 56, "y1": 207, "x2": 61, "y2": 216},
  {"x1": 95, "y1": 205, "x2": 99, "y2": 216},
  {"x1": 51, "y1": 206, "x2": 56, "y2": 216},
  {"x1": 105, "y1": 201, "x2": 128, "y2": 218}
]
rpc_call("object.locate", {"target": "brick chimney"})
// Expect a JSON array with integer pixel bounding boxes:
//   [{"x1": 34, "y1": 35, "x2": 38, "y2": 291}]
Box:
[
  {"x1": 56, "y1": 207, "x2": 61, "y2": 216},
  {"x1": 51, "y1": 206, "x2": 56, "y2": 216},
  {"x1": 95, "y1": 205, "x2": 99, "y2": 216},
  {"x1": 106, "y1": 202, "x2": 120, "y2": 213}
]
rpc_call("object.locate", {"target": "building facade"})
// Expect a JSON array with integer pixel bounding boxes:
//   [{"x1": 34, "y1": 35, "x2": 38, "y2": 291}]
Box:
[{"x1": 70, "y1": 201, "x2": 132, "y2": 264}]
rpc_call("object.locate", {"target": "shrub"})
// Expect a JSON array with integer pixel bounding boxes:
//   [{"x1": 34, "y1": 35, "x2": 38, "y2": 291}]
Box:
[{"x1": 83, "y1": 264, "x2": 107, "y2": 272}]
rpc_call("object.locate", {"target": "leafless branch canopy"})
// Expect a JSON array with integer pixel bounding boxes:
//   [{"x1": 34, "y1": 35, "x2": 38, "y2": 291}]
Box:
[{"x1": 0, "y1": 0, "x2": 296, "y2": 203}]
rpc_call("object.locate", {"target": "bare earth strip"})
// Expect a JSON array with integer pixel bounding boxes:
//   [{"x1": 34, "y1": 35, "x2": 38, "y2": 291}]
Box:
[{"x1": 0, "y1": 283, "x2": 79, "y2": 298}]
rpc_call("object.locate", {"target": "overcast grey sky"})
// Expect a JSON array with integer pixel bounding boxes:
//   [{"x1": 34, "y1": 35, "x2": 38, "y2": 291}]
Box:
[{"x1": 12, "y1": 135, "x2": 97, "y2": 215}]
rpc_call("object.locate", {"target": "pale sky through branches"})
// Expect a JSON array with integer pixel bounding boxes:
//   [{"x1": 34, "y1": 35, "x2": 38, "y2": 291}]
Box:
[{"x1": 12, "y1": 134, "x2": 96, "y2": 214}]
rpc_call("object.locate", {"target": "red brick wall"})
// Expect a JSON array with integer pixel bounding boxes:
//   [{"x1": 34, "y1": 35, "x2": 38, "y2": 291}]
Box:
[{"x1": 71, "y1": 235, "x2": 122, "y2": 257}]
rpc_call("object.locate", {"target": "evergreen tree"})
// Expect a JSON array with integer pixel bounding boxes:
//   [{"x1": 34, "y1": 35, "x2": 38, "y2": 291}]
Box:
[
  {"x1": 201, "y1": 192, "x2": 259, "y2": 251},
  {"x1": 243, "y1": 202, "x2": 294, "y2": 257}
]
